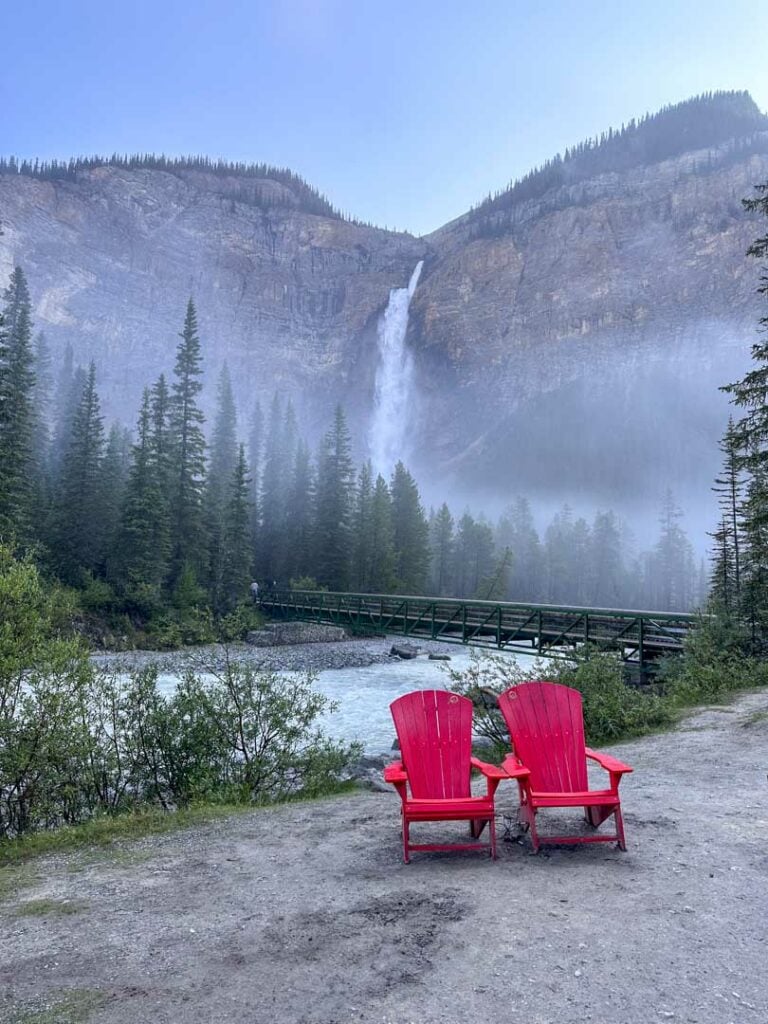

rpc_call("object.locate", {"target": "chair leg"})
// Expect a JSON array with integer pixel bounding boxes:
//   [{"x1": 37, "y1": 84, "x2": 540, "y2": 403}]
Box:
[
  {"x1": 402, "y1": 816, "x2": 410, "y2": 864},
  {"x1": 489, "y1": 815, "x2": 497, "y2": 860},
  {"x1": 614, "y1": 805, "x2": 627, "y2": 851},
  {"x1": 528, "y1": 809, "x2": 541, "y2": 853}
]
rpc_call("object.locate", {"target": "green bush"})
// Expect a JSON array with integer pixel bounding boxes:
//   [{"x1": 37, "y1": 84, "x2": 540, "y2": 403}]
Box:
[
  {"x1": 657, "y1": 612, "x2": 768, "y2": 705},
  {"x1": 446, "y1": 647, "x2": 672, "y2": 751},
  {"x1": 0, "y1": 546, "x2": 359, "y2": 841}
]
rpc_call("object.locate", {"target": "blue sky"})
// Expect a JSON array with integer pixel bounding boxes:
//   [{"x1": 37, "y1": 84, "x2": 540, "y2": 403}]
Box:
[{"x1": 2, "y1": 0, "x2": 767, "y2": 235}]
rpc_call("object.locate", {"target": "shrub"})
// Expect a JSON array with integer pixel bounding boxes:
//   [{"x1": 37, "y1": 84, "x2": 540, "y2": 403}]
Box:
[
  {"x1": 657, "y1": 612, "x2": 768, "y2": 705},
  {"x1": 446, "y1": 647, "x2": 673, "y2": 751}
]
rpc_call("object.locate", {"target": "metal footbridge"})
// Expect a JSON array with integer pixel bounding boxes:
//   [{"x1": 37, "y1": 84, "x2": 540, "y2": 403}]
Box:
[{"x1": 259, "y1": 589, "x2": 698, "y2": 676}]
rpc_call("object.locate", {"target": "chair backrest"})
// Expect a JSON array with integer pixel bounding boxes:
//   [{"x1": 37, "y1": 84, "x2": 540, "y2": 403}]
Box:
[
  {"x1": 497, "y1": 681, "x2": 588, "y2": 793},
  {"x1": 390, "y1": 689, "x2": 473, "y2": 799}
]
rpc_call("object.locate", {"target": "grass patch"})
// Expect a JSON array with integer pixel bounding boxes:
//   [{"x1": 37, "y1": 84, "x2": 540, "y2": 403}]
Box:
[
  {"x1": 13, "y1": 897, "x2": 88, "y2": 917},
  {"x1": 8, "y1": 989, "x2": 105, "y2": 1024},
  {"x1": 0, "y1": 782, "x2": 358, "y2": 868},
  {"x1": 0, "y1": 864, "x2": 42, "y2": 904}
]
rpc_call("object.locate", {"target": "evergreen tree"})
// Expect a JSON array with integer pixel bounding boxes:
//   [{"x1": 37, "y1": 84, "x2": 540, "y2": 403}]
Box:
[
  {"x1": 708, "y1": 417, "x2": 745, "y2": 610},
  {"x1": 589, "y1": 511, "x2": 625, "y2": 606},
  {"x1": 496, "y1": 497, "x2": 542, "y2": 601},
  {"x1": 314, "y1": 405, "x2": 354, "y2": 590},
  {"x1": 259, "y1": 394, "x2": 297, "y2": 582},
  {"x1": 429, "y1": 503, "x2": 455, "y2": 596},
  {"x1": 220, "y1": 445, "x2": 252, "y2": 611},
  {"x1": 453, "y1": 512, "x2": 495, "y2": 598},
  {"x1": 368, "y1": 473, "x2": 396, "y2": 592},
  {"x1": 642, "y1": 491, "x2": 697, "y2": 611},
  {"x1": 352, "y1": 462, "x2": 374, "y2": 590},
  {"x1": 0, "y1": 267, "x2": 36, "y2": 539},
  {"x1": 168, "y1": 300, "x2": 207, "y2": 586},
  {"x1": 113, "y1": 390, "x2": 170, "y2": 606},
  {"x1": 285, "y1": 439, "x2": 314, "y2": 583},
  {"x1": 30, "y1": 333, "x2": 53, "y2": 512},
  {"x1": 50, "y1": 363, "x2": 106, "y2": 582},
  {"x1": 205, "y1": 365, "x2": 239, "y2": 604},
  {"x1": 544, "y1": 506, "x2": 575, "y2": 604},
  {"x1": 721, "y1": 184, "x2": 768, "y2": 632},
  {"x1": 49, "y1": 344, "x2": 77, "y2": 471},
  {"x1": 390, "y1": 462, "x2": 430, "y2": 593},
  {"x1": 100, "y1": 424, "x2": 131, "y2": 572},
  {"x1": 247, "y1": 398, "x2": 263, "y2": 563}
]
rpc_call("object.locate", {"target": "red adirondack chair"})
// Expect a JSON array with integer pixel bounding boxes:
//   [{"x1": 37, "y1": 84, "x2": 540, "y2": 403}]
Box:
[
  {"x1": 384, "y1": 689, "x2": 528, "y2": 862},
  {"x1": 497, "y1": 681, "x2": 633, "y2": 852}
]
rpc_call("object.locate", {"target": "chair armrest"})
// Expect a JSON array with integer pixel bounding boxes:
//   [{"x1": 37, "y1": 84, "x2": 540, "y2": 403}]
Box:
[
  {"x1": 384, "y1": 761, "x2": 408, "y2": 784},
  {"x1": 585, "y1": 748, "x2": 633, "y2": 774},
  {"x1": 470, "y1": 756, "x2": 507, "y2": 780},
  {"x1": 501, "y1": 754, "x2": 531, "y2": 780}
]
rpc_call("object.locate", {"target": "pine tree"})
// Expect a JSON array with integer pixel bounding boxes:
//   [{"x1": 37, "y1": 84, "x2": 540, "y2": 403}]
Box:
[
  {"x1": 496, "y1": 497, "x2": 542, "y2": 601},
  {"x1": 30, "y1": 332, "x2": 53, "y2": 516},
  {"x1": 643, "y1": 491, "x2": 697, "y2": 611},
  {"x1": 368, "y1": 473, "x2": 396, "y2": 592},
  {"x1": 205, "y1": 365, "x2": 239, "y2": 604},
  {"x1": 220, "y1": 444, "x2": 252, "y2": 612},
  {"x1": 429, "y1": 503, "x2": 455, "y2": 596},
  {"x1": 259, "y1": 394, "x2": 297, "y2": 582},
  {"x1": 314, "y1": 405, "x2": 354, "y2": 590},
  {"x1": 589, "y1": 511, "x2": 625, "y2": 606},
  {"x1": 50, "y1": 363, "x2": 106, "y2": 582},
  {"x1": 112, "y1": 390, "x2": 171, "y2": 606},
  {"x1": 0, "y1": 267, "x2": 36, "y2": 539},
  {"x1": 247, "y1": 398, "x2": 263, "y2": 564},
  {"x1": 168, "y1": 300, "x2": 207, "y2": 586},
  {"x1": 50, "y1": 344, "x2": 78, "y2": 472},
  {"x1": 285, "y1": 439, "x2": 314, "y2": 583},
  {"x1": 721, "y1": 184, "x2": 768, "y2": 632},
  {"x1": 100, "y1": 424, "x2": 131, "y2": 572},
  {"x1": 390, "y1": 462, "x2": 430, "y2": 593},
  {"x1": 352, "y1": 461, "x2": 374, "y2": 590},
  {"x1": 708, "y1": 417, "x2": 745, "y2": 610}
]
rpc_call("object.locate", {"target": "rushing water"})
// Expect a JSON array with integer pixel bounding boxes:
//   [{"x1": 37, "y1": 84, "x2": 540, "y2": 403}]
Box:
[
  {"x1": 369, "y1": 261, "x2": 424, "y2": 477},
  {"x1": 139, "y1": 645, "x2": 541, "y2": 755}
]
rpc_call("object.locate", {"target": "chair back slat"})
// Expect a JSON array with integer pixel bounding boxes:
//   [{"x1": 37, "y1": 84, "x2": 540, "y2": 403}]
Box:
[
  {"x1": 498, "y1": 681, "x2": 588, "y2": 793},
  {"x1": 390, "y1": 690, "x2": 473, "y2": 799}
]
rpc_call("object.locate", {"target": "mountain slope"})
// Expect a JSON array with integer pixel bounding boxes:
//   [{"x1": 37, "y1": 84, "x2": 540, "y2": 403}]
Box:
[{"x1": 1, "y1": 92, "x2": 767, "y2": 532}]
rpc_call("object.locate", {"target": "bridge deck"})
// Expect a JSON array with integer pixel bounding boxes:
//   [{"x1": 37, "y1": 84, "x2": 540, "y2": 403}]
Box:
[{"x1": 259, "y1": 590, "x2": 697, "y2": 673}]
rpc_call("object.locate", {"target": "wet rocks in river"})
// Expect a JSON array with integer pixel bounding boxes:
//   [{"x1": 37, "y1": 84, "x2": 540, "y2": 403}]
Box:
[{"x1": 390, "y1": 644, "x2": 420, "y2": 660}]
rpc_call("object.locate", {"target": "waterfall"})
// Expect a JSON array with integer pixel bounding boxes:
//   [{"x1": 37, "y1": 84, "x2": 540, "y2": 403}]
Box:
[{"x1": 369, "y1": 260, "x2": 424, "y2": 478}]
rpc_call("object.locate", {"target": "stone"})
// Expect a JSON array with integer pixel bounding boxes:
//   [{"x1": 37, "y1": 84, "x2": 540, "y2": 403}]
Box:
[{"x1": 390, "y1": 644, "x2": 420, "y2": 660}]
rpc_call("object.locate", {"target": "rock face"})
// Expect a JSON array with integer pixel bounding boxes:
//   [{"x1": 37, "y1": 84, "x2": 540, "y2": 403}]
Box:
[{"x1": 2, "y1": 94, "x2": 768, "y2": 517}]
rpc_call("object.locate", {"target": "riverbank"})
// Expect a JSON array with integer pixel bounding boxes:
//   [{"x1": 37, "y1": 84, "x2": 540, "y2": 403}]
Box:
[
  {"x1": 90, "y1": 635, "x2": 463, "y2": 676},
  {"x1": 1, "y1": 690, "x2": 766, "y2": 1024}
]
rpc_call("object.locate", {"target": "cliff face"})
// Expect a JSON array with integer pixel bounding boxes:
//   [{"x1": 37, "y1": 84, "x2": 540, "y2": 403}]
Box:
[
  {"x1": 410, "y1": 142, "x2": 768, "y2": 509},
  {"x1": 1, "y1": 97, "x2": 768, "y2": 522},
  {"x1": 0, "y1": 164, "x2": 426, "y2": 427}
]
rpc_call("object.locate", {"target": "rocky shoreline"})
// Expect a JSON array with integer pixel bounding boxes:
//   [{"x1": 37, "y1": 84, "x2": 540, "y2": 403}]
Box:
[{"x1": 90, "y1": 634, "x2": 458, "y2": 677}]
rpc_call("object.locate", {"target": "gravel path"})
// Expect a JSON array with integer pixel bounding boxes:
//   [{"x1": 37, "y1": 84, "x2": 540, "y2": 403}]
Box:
[{"x1": 1, "y1": 691, "x2": 767, "y2": 1024}]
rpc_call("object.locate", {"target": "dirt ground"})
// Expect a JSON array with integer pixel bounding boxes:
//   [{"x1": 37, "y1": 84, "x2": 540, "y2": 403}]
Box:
[{"x1": 1, "y1": 692, "x2": 767, "y2": 1024}]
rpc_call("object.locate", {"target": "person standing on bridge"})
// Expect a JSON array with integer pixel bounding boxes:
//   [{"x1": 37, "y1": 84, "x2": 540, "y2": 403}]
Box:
[{"x1": 250, "y1": 580, "x2": 260, "y2": 603}]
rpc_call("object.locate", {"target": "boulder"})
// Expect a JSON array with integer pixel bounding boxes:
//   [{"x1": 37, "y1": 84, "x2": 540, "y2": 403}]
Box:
[{"x1": 390, "y1": 644, "x2": 420, "y2": 660}]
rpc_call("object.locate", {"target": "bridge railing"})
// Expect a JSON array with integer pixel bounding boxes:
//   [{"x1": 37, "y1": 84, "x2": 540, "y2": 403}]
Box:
[{"x1": 259, "y1": 589, "x2": 699, "y2": 671}]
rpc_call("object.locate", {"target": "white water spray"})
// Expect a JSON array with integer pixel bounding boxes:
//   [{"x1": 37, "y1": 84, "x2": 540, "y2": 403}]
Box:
[{"x1": 369, "y1": 261, "x2": 423, "y2": 477}]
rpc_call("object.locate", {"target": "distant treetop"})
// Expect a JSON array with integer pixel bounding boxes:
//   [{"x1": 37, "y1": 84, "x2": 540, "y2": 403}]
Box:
[
  {"x1": 0, "y1": 152, "x2": 351, "y2": 221},
  {"x1": 469, "y1": 91, "x2": 768, "y2": 232}
]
